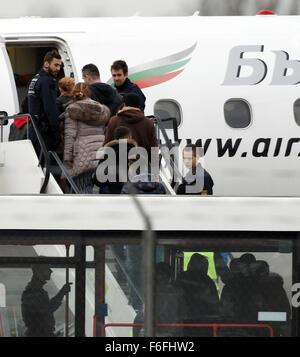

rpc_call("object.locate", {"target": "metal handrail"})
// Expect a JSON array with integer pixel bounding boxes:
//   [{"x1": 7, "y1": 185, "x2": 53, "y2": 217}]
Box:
[
  {"x1": 0, "y1": 113, "x2": 80, "y2": 194},
  {"x1": 160, "y1": 116, "x2": 179, "y2": 142},
  {"x1": 28, "y1": 114, "x2": 52, "y2": 193},
  {"x1": 0, "y1": 113, "x2": 50, "y2": 193},
  {"x1": 48, "y1": 151, "x2": 80, "y2": 194},
  {"x1": 100, "y1": 322, "x2": 275, "y2": 337},
  {"x1": 150, "y1": 115, "x2": 182, "y2": 188},
  {"x1": 0, "y1": 111, "x2": 8, "y2": 142},
  {"x1": 111, "y1": 246, "x2": 143, "y2": 305}
]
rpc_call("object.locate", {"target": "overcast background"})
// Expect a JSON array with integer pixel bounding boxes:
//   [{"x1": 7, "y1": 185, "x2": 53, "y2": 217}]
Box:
[{"x1": 0, "y1": 0, "x2": 299, "y2": 18}]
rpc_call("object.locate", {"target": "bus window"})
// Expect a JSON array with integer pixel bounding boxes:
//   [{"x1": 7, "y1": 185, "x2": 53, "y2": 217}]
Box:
[{"x1": 0, "y1": 283, "x2": 5, "y2": 308}]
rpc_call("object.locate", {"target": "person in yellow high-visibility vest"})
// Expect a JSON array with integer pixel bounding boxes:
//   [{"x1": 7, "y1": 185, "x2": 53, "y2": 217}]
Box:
[{"x1": 183, "y1": 252, "x2": 220, "y2": 293}]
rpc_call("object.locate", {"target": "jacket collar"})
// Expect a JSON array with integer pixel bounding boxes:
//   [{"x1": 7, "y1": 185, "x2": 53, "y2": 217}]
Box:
[
  {"x1": 104, "y1": 138, "x2": 138, "y2": 148},
  {"x1": 115, "y1": 77, "x2": 131, "y2": 91},
  {"x1": 117, "y1": 106, "x2": 141, "y2": 115}
]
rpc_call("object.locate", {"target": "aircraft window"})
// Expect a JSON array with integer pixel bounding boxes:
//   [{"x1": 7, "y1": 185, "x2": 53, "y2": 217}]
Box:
[
  {"x1": 224, "y1": 99, "x2": 252, "y2": 128},
  {"x1": 293, "y1": 99, "x2": 300, "y2": 126},
  {"x1": 154, "y1": 99, "x2": 182, "y2": 129}
]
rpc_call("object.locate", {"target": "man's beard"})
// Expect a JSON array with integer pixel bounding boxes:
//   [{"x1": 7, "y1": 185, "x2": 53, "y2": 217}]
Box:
[{"x1": 48, "y1": 67, "x2": 58, "y2": 77}]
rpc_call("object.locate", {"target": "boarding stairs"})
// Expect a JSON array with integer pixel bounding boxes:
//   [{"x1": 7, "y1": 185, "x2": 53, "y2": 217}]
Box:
[{"x1": 0, "y1": 114, "x2": 141, "y2": 337}]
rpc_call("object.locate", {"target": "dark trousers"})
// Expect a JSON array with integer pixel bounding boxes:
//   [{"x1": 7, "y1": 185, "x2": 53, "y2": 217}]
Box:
[{"x1": 28, "y1": 122, "x2": 60, "y2": 157}]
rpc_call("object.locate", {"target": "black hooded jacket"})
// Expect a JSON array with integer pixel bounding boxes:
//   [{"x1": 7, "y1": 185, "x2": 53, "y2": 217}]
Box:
[
  {"x1": 115, "y1": 78, "x2": 146, "y2": 111},
  {"x1": 94, "y1": 138, "x2": 137, "y2": 194},
  {"x1": 88, "y1": 82, "x2": 123, "y2": 117}
]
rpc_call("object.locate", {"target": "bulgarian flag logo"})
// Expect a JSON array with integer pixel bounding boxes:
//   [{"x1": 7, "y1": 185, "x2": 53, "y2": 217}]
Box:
[{"x1": 108, "y1": 42, "x2": 197, "y2": 89}]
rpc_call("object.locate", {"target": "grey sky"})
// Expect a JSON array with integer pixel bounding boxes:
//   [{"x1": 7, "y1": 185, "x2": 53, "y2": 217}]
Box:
[
  {"x1": 0, "y1": 0, "x2": 298, "y2": 18},
  {"x1": 0, "y1": 0, "x2": 199, "y2": 17}
]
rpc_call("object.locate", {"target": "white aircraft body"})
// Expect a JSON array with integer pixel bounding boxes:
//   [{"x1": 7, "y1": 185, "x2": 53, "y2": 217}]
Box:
[{"x1": 0, "y1": 14, "x2": 299, "y2": 196}]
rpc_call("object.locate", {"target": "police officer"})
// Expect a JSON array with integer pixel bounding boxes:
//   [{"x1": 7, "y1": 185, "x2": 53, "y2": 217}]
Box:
[{"x1": 28, "y1": 50, "x2": 62, "y2": 155}]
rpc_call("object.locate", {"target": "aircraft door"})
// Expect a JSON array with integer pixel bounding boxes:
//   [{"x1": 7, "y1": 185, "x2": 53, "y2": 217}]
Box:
[{"x1": 0, "y1": 37, "x2": 19, "y2": 141}]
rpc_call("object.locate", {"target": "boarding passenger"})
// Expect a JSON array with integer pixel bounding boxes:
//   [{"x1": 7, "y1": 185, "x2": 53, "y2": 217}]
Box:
[
  {"x1": 155, "y1": 262, "x2": 183, "y2": 337},
  {"x1": 183, "y1": 251, "x2": 220, "y2": 293},
  {"x1": 55, "y1": 77, "x2": 76, "y2": 157},
  {"x1": 240, "y1": 253, "x2": 256, "y2": 266},
  {"x1": 176, "y1": 144, "x2": 214, "y2": 195},
  {"x1": 62, "y1": 82, "x2": 110, "y2": 193},
  {"x1": 240, "y1": 255, "x2": 291, "y2": 332},
  {"x1": 221, "y1": 257, "x2": 290, "y2": 337},
  {"x1": 94, "y1": 126, "x2": 137, "y2": 194},
  {"x1": 114, "y1": 126, "x2": 133, "y2": 140},
  {"x1": 21, "y1": 264, "x2": 71, "y2": 337},
  {"x1": 133, "y1": 262, "x2": 183, "y2": 337},
  {"x1": 104, "y1": 93, "x2": 158, "y2": 160},
  {"x1": 27, "y1": 50, "x2": 62, "y2": 155},
  {"x1": 220, "y1": 257, "x2": 269, "y2": 336},
  {"x1": 111, "y1": 60, "x2": 146, "y2": 112},
  {"x1": 220, "y1": 258, "x2": 257, "y2": 320},
  {"x1": 176, "y1": 253, "x2": 220, "y2": 337},
  {"x1": 56, "y1": 77, "x2": 75, "y2": 115},
  {"x1": 249, "y1": 260, "x2": 291, "y2": 336},
  {"x1": 82, "y1": 63, "x2": 122, "y2": 117}
]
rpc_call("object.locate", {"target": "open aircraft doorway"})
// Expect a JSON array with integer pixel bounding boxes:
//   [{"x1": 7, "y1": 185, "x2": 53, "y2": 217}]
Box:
[{"x1": 6, "y1": 39, "x2": 75, "y2": 111}]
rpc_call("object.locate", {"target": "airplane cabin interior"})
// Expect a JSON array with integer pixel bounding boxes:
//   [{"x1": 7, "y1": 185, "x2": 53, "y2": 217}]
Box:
[{"x1": 6, "y1": 45, "x2": 65, "y2": 110}]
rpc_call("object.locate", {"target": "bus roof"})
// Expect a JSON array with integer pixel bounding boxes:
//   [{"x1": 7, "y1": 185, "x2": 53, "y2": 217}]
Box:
[{"x1": 0, "y1": 195, "x2": 299, "y2": 231}]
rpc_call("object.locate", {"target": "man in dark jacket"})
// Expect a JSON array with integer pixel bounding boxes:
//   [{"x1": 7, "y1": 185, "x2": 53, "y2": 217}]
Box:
[
  {"x1": 21, "y1": 264, "x2": 71, "y2": 337},
  {"x1": 176, "y1": 253, "x2": 220, "y2": 337},
  {"x1": 132, "y1": 263, "x2": 183, "y2": 337},
  {"x1": 111, "y1": 60, "x2": 146, "y2": 112},
  {"x1": 28, "y1": 50, "x2": 62, "y2": 155},
  {"x1": 104, "y1": 93, "x2": 157, "y2": 160},
  {"x1": 82, "y1": 63, "x2": 122, "y2": 117},
  {"x1": 95, "y1": 126, "x2": 138, "y2": 194},
  {"x1": 176, "y1": 144, "x2": 214, "y2": 195}
]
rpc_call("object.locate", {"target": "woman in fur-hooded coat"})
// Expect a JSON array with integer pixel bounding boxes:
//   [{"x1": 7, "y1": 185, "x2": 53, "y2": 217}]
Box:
[{"x1": 62, "y1": 82, "x2": 110, "y2": 193}]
